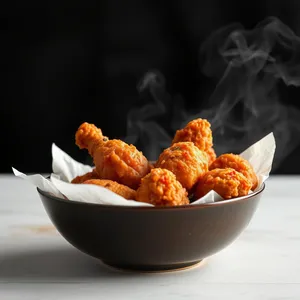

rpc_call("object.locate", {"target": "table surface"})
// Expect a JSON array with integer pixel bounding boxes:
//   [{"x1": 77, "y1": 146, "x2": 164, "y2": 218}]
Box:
[{"x1": 1, "y1": 175, "x2": 300, "y2": 299}]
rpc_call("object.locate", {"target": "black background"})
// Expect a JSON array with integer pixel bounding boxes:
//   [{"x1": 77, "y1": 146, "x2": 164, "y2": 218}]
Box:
[{"x1": 2, "y1": 0, "x2": 300, "y2": 174}]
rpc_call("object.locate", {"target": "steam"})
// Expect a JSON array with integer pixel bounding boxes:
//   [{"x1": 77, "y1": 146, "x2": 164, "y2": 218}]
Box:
[
  {"x1": 126, "y1": 17, "x2": 300, "y2": 171},
  {"x1": 198, "y1": 16, "x2": 300, "y2": 169},
  {"x1": 125, "y1": 70, "x2": 172, "y2": 160}
]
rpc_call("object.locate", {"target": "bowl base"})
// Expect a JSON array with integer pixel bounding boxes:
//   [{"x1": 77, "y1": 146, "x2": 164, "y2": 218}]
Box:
[{"x1": 102, "y1": 260, "x2": 203, "y2": 273}]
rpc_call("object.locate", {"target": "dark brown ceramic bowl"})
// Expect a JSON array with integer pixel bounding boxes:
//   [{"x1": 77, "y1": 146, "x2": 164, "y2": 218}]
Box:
[{"x1": 37, "y1": 184, "x2": 265, "y2": 272}]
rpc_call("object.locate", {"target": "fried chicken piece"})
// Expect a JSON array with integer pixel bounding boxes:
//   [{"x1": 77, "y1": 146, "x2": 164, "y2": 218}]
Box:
[
  {"x1": 209, "y1": 153, "x2": 258, "y2": 190},
  {"x1": 156, "y1": 142, "x2": 208, "y2": 190},
  {"x1": 83, "y1": 179, "x2": 136, "y2": 200},
  {"x1": 71, "y1": 168, "x2": 100, "y2": 184},
  {"x1": 75, "y1": 122, "x2": 150, "y2": 189},
  {"x1": 195, "y1": 168, "x2": 252, "y2": 200},
  {"x1": 75, "y1": 122, "x2": 108, "y2": 153},
  {"x1": 172, "y1": 118, "x2": 213, "y2": 152},
  {"x1": 136, "y1": 168, "x2": 189, "y2": 206},
  {"x1": 206, "y1": 147, "x2": 217, "y2": 166}
]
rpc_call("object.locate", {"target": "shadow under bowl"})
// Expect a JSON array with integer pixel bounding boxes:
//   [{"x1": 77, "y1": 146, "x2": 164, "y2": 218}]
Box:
[{"x1": 37, "y1": 184, "x2": 265, "y2": 272}]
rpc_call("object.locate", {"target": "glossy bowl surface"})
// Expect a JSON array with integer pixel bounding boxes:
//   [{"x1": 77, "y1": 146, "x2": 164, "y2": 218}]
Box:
[{"x1": 37, "y1": 184, "x2": 265, "y2": 271}]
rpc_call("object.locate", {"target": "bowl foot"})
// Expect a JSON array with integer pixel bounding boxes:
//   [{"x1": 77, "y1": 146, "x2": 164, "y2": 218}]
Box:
[{"x1": 102, "y1": 260, "x2": 203, "y2": 273}]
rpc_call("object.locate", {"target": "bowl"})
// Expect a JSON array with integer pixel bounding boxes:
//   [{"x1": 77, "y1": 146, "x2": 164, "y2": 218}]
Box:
[{"x1": 37, "y1": 184, "x2": 265, "y2": 272}]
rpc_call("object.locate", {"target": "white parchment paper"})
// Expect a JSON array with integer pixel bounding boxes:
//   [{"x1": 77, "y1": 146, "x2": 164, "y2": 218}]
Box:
[{"x1": 12, "y1": 132, "x2": 276, "y2": 206}]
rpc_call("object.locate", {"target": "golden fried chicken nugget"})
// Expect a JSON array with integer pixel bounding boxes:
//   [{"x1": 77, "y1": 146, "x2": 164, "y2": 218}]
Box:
[
  {"x1": 156, "y1": 142, "x2": 208, "y2": 190},
  {"x1": 206, "y1": 147, "x2": 217, "y2": 166},
  {"x1": 71, "y1": 168, "x2": 99, "y2": 184},
  {"x1": 83, "y1": 179, "x2": 136, "y2": 200},
  {"x1": 136, "y1": 168, "x2": 189, "y2": 206},
  {"x1": 195, "y1": 168, "x2": 251, "y2": 200},
  {"x1": 172, "y1": 118, "x2": 213, "y2": 151},
  {"x1": 209, "y1": 153, "x2": 258, "y2": 190},
  {"x1": 75, "y1": 122, "x2": 150, "y2": 189}
]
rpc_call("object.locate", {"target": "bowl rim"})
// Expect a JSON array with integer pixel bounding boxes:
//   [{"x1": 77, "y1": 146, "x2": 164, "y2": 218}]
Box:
[{"x1": 37, "y1": 182, "x2": 265, "y2": 211}]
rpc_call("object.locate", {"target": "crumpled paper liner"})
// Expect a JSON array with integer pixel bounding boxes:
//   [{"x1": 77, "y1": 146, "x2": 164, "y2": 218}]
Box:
[{"x1": 12, "y1": 132, "x2": 276, "y2": 207}]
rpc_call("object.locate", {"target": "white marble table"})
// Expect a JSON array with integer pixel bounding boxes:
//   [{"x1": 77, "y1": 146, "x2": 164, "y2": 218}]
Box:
[{"x1": 0, "y1": 175, "x2": 300, "y2": 299}]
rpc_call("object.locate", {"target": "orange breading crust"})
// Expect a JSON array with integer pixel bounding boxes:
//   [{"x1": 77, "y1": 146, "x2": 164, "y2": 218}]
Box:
[
  {"x1": 83, "y1": 179, "x2": 137, "y2": 200},
  {"x1": 206, "y1": 147, "x2": 217, "y2": 166},
  {"x1": 209, "y1": 153, "x2": 258, "y2": 190},
  {"x1": 136, "y1": 168, "x2": 189, "y2": 207},
  {"x1": 75, "y1": 122, "x2": 108, "y2": 154},
  {"x1": 71, "y1": 168, "x2": 100, "y2": 184},
  {"x1": 75, "y1": 122, "x2": 150, "y2": 189},
  {"x1": 156, "y1": 142, "x2": 208, "y2": 190},
  {"x1": 195, "y1": 168, "x2": 252, "y2": 200},
  {"x1": 172, "y1": 118, "x2": 213, "y2": 151}
]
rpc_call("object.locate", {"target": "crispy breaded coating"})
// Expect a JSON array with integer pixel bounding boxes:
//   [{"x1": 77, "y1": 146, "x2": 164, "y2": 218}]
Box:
[
  {"x1": 209, "y1": 153, "x2": 258, "y2": 190},
  {"x1": 206, "y1": 147, "x2": 217, "y2": 166},
  {"x1": 95, "y1": 139, "x2": 151, "y2": 189},
  {"x1": 75, "y1": 122, "x2": 150, "y2": 189},
  {"x1": 195, "y1": 168, "x2": 251, "y2": 200},
  {"x1": 172, "y1": 118, "x2": 213, "y2": 152},
  {"x1": 83, "y1": 179, "x2": 136, "y2": 200},
  {"x1": 71, "y1": 168, "x2": 99, "y2": 184},
  {"x1": 156, "y1": 142, "x2": 208, "y2": 190},
  {"x1": 75, "y1": 122, "x2": 108, "y2": 155},
  {"x1": 136, "y1": 168, "x2": 189, "y2": 206}
]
